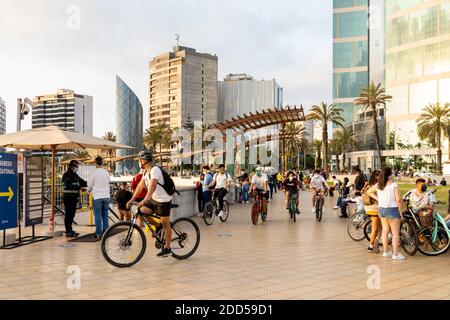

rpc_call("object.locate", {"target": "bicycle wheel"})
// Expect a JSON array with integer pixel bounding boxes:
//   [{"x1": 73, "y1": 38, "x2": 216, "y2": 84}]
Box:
[
  {"x1": 251, "y1": 201, "x2": 259, "y2": 225},
  {"x1": 219, "y1": 201, "x2": 229, "y2": 222},
  {"x1": 170, "y1": 218, "x2": 201, "y2": 260},
  {"x1": 418, "y1": 225, "x2": 450, "y2": 256},
  {"x1": 292, "y1": 201, "x2": 296, "y2": 223},
  {"x1": 101, "y1": 221, "x2": 147, "y2": 268},
  {"x1": 400, "y1": 220, "x2": 418, "y2": 256},
  {"x1": 317, "y1": 198, "x2": 323, "y2": 222},
  {"x1": 347, "y1": 212, "x2": 366, "y2": 241},
  {"x1": 364, "y1": 218, "x2": 372, "y2": 241},
  {"x1": 203, "y1": 202, "x2": 215, "y2": 225}
]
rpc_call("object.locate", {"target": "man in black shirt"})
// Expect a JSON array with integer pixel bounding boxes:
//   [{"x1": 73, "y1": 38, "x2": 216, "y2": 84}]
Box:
[
  {"x1": 353, "y1": 167, "x2": 367, "y2": 192},
  {"x1": 62, "y1": 160, "x2": 87, "y2": 237},
  {"x1": 115, "y1": 182, "x2": 133, "y2": 221}
]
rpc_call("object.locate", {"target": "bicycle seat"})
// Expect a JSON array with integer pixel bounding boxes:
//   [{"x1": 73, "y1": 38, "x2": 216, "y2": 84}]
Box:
[{"x1": 171, "y1": 203, "x2": 179, "y2": 208}]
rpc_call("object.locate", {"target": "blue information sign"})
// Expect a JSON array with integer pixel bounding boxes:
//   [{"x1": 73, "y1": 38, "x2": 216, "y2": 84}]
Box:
[{"x1": 0, "y1": 153, "x2": 18, "y2": 230}]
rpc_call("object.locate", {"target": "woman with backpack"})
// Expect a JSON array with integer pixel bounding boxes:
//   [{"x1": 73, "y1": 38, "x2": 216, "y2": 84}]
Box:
[{"x1": 364, "y1": 170, "x2": 381, "y2": 254}]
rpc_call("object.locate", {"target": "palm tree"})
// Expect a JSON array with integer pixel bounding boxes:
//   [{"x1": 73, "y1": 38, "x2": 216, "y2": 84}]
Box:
[
  {"x1": 311, "y1": 140, "x2": 323, "y2": 170},
  {"x1": 102, "y1": 131, "x2": 116, "y2": 170},
  {"x1": 307, "y1": 102, "x2": 344, "y2": 172},
  {"x1": 284, "y1": 122, "x2": 310, "y2": 169},
  {"x1": 334, "y1": 127, "x2": 356, "y2": 172},
  {"x1": 143, "y1": 121, "x2": 173, "y2": 167},
  {"x1": 416, "y1": 102, "x2": 450, "y2": 175},
  {"x1": 354, "y1": 82, "x2": 392, "y2": 167},
  {"x1": 329, "y1": 138, "x2": 343, "y2": 173}
]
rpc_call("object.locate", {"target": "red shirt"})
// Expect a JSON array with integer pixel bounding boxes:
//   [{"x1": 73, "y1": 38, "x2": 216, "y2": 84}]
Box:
[{"x1": 131, "y1": 173, "x2": 147, "y2": 200}]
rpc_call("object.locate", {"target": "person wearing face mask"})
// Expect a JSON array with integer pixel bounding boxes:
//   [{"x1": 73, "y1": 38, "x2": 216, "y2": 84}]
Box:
[
  {"x1": 62, "y1": 160, "x2": 87, "y2": 237},
  {"x1": 251, "y1": 167, "x2": 270, "y2": 219},
  {"x1": 409, "y1": 178, "x2": 437, "y2": 214},
  {"x1": 282, "y1": 172, "x2": 300, "y2": 211}
]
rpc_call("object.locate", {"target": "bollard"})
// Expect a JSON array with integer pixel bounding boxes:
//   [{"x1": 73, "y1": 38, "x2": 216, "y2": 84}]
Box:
[{"x1": 89, "y1": 193, "x2": 94, "y2": 226}]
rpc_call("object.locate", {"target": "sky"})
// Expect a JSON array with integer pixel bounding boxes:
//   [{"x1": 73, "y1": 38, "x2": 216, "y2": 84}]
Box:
[{"x1": 0, "y1": 0, "x2": 332, "y2": 136}]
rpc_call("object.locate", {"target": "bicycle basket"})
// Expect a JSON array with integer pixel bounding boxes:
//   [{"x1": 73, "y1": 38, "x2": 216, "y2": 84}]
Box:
[{"x1": 418, "y1": 211, "x2": 433, "y2": 227}]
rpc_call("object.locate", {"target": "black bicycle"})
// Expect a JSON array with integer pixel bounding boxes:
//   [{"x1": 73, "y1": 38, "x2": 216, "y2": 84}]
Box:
[
  {"x1": 314, "y1": 189, "x2": 326, "y2": 222},
  {"x1": 101, "y1": 202, "x2": 200, "y2": 268},
  {"x1": 287, "y1": 192, "x2": 300, "y2": 222},
  {"x1": 203, "y1": 189, "x2": 229, "y2": 225}
]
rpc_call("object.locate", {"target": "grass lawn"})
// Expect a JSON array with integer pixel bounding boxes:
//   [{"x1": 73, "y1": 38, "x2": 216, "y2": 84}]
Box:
[{"x1": 398, "y1": 184, "x2": 449, "y2": 214}]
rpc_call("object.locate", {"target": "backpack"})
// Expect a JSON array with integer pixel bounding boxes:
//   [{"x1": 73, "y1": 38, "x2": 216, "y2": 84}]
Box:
[{"x1": 155, "y1": 166, "x2": 180, "y2": 196}]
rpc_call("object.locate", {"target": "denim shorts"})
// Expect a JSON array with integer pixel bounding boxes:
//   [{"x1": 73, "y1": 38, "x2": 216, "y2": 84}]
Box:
[{"x1": 379, "y1": 207, "x2": 400, "y2": 219}]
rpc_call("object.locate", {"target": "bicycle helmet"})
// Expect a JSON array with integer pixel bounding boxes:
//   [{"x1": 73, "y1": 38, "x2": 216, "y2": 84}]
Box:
[{"x1": 136, "y1": 150, "x2": 153, "y2": 162}]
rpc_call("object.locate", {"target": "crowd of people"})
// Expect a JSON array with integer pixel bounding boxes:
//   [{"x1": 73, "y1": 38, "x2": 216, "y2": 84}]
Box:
[{"x1": 62, "y1": 152, "x2": 449, "y2": 261}]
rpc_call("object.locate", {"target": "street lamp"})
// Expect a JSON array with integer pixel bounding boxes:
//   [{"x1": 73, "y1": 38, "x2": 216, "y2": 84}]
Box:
[{"x1": 16, "y1": 98, "x2": 34, "y2": 132}]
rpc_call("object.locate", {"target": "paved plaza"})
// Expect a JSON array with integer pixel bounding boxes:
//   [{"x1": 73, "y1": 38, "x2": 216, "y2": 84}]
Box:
[{"x1": 2, "y1": 190, "x2": 450, "y2": 300}]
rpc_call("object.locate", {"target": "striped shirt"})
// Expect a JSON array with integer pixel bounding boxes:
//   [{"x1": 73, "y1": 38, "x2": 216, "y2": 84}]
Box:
[{"x1": 376, "y1": 182, "x2": 398, "y2": 208}]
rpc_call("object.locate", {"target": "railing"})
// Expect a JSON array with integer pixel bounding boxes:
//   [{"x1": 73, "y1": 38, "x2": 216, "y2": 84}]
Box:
[{"x1": 42, "y1": 183, "x2": 120, "y2": 216}]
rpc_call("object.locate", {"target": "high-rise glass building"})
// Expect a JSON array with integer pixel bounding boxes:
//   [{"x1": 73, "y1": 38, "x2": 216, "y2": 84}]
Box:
[
  {"x1": 333, "y1": 0, "x2": 386, "y2": 157},
  {"x1": 385, "y1": 0, "x2": 450, "y2": 150},
  {"x1": 333, "y1": 0, "x2": 370, "y2": 124},
  {"x1": 116, "y1": 75, "x2": 143, "y2": 175},
  {"x1": 148, "y1": 46, "x2": 218, "y2": 129}
]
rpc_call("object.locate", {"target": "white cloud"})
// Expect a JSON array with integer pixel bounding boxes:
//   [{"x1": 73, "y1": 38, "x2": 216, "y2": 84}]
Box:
[{"x1": 0, "y1": 0, "x2": 332, "y2": 135}]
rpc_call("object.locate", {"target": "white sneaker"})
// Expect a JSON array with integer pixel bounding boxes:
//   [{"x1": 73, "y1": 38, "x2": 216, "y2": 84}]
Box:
[
  {"x1": 382, "y1": 251, "x2": 393, "y2": 258},
  {"x1": 218, "y1": 210, "x2": 224, "y2": 217},
  {"x1": 333, "y1": 206, "x2": 340, "y2": 209},
  {"x1": 392, "y1": 253, "x2": 406, "y2": 260},
  {"x1": 312, "y1": 208, "x2": 316, "y2": 213}
]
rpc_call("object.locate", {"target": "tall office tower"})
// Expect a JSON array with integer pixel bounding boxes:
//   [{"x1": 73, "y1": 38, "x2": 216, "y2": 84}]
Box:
[
  {"x1": 217, "y1": 73, "x2": 283, "y2": 122},
  {"x1": 116, "y1": 76, "x2": 143, "y2": 174},
  {"x1": 333, "y1": 0, "x2": 385, "y2": 155},
  {"x1": 385, "y1": 0, "x2": 450, "y2": 151},
  {"x1": 32, "y1": 89, "x2": 93, "y2": 135},
  {"x1": 148, "y1": 46, "x2": 218, "y2": 129},
  {"x1": 0, "y1": 97, "x2": 5, "y2": 135}
]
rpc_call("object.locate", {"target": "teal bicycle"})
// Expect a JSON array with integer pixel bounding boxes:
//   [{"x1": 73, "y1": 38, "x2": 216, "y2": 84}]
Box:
[{"x1": 417, "y1": 211, "x2": 450, "y2": 256}]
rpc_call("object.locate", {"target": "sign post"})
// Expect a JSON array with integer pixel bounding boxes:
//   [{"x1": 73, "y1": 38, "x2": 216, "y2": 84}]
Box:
[
  {"x1": 0, "y1": 153, "x2": 18, "y2": 234},
  {"x1": 0, "y1": 153, "x2": 52, "y2": 249}
]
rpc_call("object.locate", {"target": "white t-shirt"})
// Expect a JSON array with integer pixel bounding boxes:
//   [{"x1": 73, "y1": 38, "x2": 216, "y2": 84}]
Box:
[
  {"x1": 214, "y1": 172, "x2": 232, "y2": 189},
  {"x1": 376, "y1": 182, "x2": 398, "y2": 208},
  {"x1": 88, "y1": 168, "x2": 110, "y2": 200},
  {"x1": 144, "y1": 166, "x2": 172, "y2": 203},
  {"x1": 251, "y1": 174, "x2": 268, "y2": 190},
  {"x1": 310, "y1": 174, "x2": 326, "y2": 190}
]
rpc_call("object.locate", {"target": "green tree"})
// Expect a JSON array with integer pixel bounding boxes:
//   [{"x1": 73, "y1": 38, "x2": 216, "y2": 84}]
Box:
[
  {"x1": 329, "y1": 138, "x2": 343, "y2": 173},
  {"x1": 354, "y1": 82, "x2": 392, "y2": 167},
  {"x1": 102, "y1": 131, "x2": 116, "y2": 171},
  {"x1": 307, "y1": 102, "x2": 344, "y2": 172},
  {"x1": 284, "y1": 122, "x2": 310, "y2": 169},
  {"x1": 416, "y1": 102, "x2": 450, "y2": 175},
  {"x1": 333, "y1": 127, "x2": 356, "y2": 172},
  {"x1": 311, "y1": 140, "x2": 323, "y2": 170}
]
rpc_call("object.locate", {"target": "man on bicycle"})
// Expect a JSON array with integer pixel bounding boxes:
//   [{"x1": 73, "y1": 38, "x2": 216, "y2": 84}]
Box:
[
  {"x1": 250, "y1": 167, "x2": 269, "y2": 216},
  {"x1": 207, "y1": 164, "x2": 232, "y2": 217},
  {"x1": 282, "y1": 171, "x2": 300, "y2": 211},
  {"x1": 126, "y1": 150, "x2": 173, "y2": 258},
  {"x1": 310, "y1": 169, "x2": 327, "y2": 213}
]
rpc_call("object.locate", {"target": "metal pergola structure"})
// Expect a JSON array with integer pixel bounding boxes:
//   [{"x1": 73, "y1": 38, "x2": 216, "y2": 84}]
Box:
[
  {"x1": 214, "y1": 105, "x2": 307, "y2": 171},
  {"x1": 214, "y1": 105, "x2": 306, "y2": 132}
]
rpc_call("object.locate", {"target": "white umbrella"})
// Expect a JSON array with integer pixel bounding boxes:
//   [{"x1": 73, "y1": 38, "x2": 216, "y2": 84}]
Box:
[{"x1": 0, "y1": 126, "x2": 134, "y2": 233}]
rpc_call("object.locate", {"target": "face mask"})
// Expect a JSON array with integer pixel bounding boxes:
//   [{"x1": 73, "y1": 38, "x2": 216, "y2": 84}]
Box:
[
  {"x1": 140, "y1": 161, "x2": 149, "y2": 169},
  {"x1": 72, "y1": 167, "x2": 78, "y2": 173},
  {"x1": 421, "y1": 185, "x2": 427, "y2": 192},
  {"x1": 256, "y1": 171, "x2": 261, "y2": 177}
]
